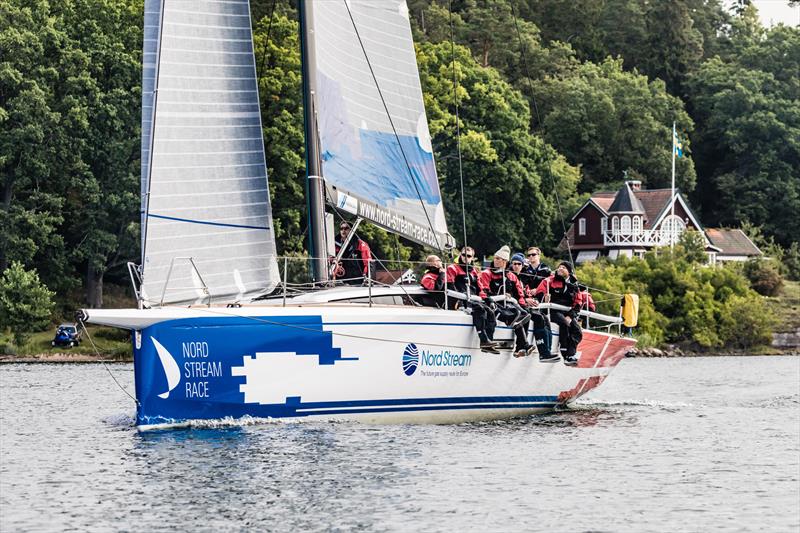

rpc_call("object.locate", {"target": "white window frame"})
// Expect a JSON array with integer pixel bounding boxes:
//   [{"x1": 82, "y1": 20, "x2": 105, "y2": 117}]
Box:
[
  {"x1": 612, "y1": 217, "x2": 619, "y2": 233},
  {"x1": 578, "y1": 218, "x2": 586, "y2": 236},
  {"x1": 621, "y1": 215, "x2": 631, "y2": 234},
  {"x1": 632, "y1": 216, "x2": 642, "y2": 234},
  {"x1": 601, "y1": 217, "x2": 608, "y2": 235}
]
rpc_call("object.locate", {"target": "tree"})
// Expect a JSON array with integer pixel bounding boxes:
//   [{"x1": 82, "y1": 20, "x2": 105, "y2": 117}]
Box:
[
  {"x1": 50, "y1": 0, "x2": 142, "y2": 308},
  {"x1": 0, "y1": 262, "x2": 55, "y2": 346},
  {"x1": 535, "y1": 58, "x2": 696, "y2": 193},
  {"x1": 253, "y1": 11, "x2": 306, "y2": 255},
  {"x1": 0, "y1": 1, "x2": 68, "y2": 279},
  {"x1": 687, "y1": 24, "x2": 800, "y2": 246},
  {"x1": 416, "y1": 41, "x2": 579, "y2": 254}
]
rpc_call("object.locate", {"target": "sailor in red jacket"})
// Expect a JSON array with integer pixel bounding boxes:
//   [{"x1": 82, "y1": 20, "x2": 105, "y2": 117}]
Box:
[
  {"x1": 478, "y1": 246, "x2": 534, "y2": 358},
  {"x1": 333, "y1": 221, "x2": 372, "y2": 285},
  {"x1": 420, "y1": 255, "x2": 446, "y2": 308},
  {"x1": 444, "y1": 246, "x2": 498, "y2": 353},
  {"x1": 534, "y1": 261, "x2": 581, "y2": 366},
  {"x1": 509, "y1": 253, "x2": 554, "y2": 362}
]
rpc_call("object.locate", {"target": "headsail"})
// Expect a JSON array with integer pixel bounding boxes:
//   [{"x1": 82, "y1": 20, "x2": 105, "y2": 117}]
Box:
[
  {"x1": 307, "y1": 0, "x2": 451, "y2": 249},
  {"x1": 141, "y1": 0, "x2": 279, "y2": 306}
]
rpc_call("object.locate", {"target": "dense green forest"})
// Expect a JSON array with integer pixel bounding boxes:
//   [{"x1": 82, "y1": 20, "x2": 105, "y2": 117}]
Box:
[{"x1": 1, "y1": 0, "x2": 798, "y2": 349}]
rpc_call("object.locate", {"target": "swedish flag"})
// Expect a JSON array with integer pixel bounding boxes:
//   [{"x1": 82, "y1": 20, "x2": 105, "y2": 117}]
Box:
[{"x1": 673, "y1": 130, "x2": 684, "y2": 158}]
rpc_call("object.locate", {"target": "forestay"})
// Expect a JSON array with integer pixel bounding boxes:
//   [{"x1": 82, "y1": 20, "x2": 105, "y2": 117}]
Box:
[
  {"x1": 307, "y1": 0, "x2": 451, "y2": 249},
  {"x1": 141, "y1": 0, "x2": 279, "y2": 306}
]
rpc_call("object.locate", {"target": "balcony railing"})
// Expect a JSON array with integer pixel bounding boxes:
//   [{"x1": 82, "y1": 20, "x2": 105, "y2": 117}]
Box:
[{"x1": 603, "y1": 229, "x2": 681, "y2": 247}]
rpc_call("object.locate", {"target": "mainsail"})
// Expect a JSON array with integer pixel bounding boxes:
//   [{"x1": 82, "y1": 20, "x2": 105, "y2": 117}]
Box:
[
  {"x1": 307, "y1": 0, "x2": 451, "y2": 249},
  {"x1": 141, "y1": 0, "x2": 279, "y2": 305}
]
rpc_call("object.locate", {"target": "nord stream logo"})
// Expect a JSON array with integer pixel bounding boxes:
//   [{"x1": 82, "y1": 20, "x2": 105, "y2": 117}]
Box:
[
  {"x1": 403, "y1": 343, "x2": 472, "y2": 377},
  {"x1": 402, "y1": 343, "x2": 420, "y2": 376}
]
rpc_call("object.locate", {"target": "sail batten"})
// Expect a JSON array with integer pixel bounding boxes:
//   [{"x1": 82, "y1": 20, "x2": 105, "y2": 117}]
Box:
[
  {"x1": 308, "y1": 0, "x2": 451, "y2": 249},
  {"x1": 141, "y1": 0, "x2": 278, "y2": 306}
]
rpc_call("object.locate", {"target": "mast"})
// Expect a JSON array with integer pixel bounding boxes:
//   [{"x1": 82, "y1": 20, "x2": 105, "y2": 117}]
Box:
[
  {"x1": 671, "y1": 122, "x2": 677, "y2": 250},
  {"x1": 300, "y1": 0, "x2": 329, "y2": 283}
]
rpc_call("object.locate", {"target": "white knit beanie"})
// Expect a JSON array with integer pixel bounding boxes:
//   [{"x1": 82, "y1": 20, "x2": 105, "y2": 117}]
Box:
[{"x1": 494, "y1": 245, "x2": 511, "y2": 261}]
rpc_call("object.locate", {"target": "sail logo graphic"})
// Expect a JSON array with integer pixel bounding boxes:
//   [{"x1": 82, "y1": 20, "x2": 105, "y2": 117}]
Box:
[
  {"x1": 151, "y1": 337, "x2": 181, "y2": 399},
  {"x1": 402, "y1": 343, "x2": 419, "y2": 376},
  {"x1": 336, "y1": 192, "x2": 358, "y2": 215}
]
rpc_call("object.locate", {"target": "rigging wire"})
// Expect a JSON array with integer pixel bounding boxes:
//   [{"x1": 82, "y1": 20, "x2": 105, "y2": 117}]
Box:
[
  {"x1": 342, "y1": 1, "x2": 443, "y2": 254},
  {"x1": 447, "y1": 0, "x2": 469, "y2": 256},
  {"x1": 257, "y1": 0, "x2": 278, "y2": 79},
  {"x1": 77, "y1": 319, "x2": 141, "y2": 407},
  {"x1": 510, "y1": 4, "x2": 575, "y2": 270}
]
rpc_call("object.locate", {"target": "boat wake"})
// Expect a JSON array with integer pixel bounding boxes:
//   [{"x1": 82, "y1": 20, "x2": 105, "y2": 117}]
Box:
[
  {"x1": 574, "y1": 397, "x2": 695, "y2": 410},
  {"x1": 101, "y1": 413, "x2": 137, "y2": 428},
  {"x1": 752, "y1": 394, "x2": 799, "y2": 409}
]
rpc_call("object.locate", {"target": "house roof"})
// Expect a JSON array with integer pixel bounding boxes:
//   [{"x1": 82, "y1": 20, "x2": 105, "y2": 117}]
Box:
[
  {"x1": 705, "y1": 229, "x2": 762, "y2": 256},
  {"x1": 608, "y1": 183, "x2": 645, "y2": 214},
  {"x1": 633, "y1": 189, "x2": 673, "y2": 228},
  {"x1": 592, "y1": 192, "x2": 617, "y2": 213},
  {"x1": 583, "y1": 188, "x2": 676, "y2": 228},
  {"x1": 570, "y1": 192, "x2": 616, "y2": 221}
]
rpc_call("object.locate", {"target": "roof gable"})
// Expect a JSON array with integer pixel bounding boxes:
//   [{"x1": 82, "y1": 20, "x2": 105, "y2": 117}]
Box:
[
  {"x1": 570, "y1": 197, "x2": 611, "y2": 221},
  {"x1": 651, "y1": 192, "x2": 704, "y2": 231}
]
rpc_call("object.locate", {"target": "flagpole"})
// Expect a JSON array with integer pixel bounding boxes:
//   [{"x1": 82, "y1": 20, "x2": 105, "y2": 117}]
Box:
[{"x1": 671, "y1": 122, "x2": 676, "y2": 250}]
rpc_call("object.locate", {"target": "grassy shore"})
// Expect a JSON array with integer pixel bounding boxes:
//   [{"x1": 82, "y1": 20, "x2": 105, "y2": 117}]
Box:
[{"x1": 0, "y1": 326, "x2": 133, "y2": 362}]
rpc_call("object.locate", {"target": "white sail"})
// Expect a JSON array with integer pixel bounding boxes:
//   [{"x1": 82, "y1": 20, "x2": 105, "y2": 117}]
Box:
[
  {"x1": 308, "y1": 0, "x2": 451, "y2": 249},
  {"x1": 141, "y1": 0, "x2": 279, "y2": 306}
]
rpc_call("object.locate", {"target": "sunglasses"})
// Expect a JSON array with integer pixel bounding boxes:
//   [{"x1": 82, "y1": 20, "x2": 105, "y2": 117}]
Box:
[
  {"x1": 339, "y1": 226, "x2": 350, "y2": 231},
  {"x1": 464, "y1": 254, "x2": 474, "y2": 259},
  {"x1": 527, "y1": 253, "x2": 539, "y2": 257},
  {"x1": 511, "y1": 262, "x2": 523, "y2": 266}
]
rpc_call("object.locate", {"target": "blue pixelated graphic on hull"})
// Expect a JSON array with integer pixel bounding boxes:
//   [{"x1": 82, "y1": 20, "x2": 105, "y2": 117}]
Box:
[{"x1": 133, "y1": 315, "x2": 353, "y2": 425}]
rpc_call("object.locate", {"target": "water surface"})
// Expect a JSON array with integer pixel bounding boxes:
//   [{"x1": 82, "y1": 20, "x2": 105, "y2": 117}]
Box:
[{"x1": 1, "y1": 356, "x2": 798, "y2": 532}]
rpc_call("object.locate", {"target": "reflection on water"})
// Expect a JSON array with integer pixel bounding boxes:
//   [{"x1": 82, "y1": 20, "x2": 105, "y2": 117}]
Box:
[{"x1": 1, "y1": 357, "x2": 799, "y2": 532}]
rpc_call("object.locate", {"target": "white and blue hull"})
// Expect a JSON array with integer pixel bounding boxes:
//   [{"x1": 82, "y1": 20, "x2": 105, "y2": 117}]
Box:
[{"x1": 89, "y1": 304, "x2": 635, "y2": 429}]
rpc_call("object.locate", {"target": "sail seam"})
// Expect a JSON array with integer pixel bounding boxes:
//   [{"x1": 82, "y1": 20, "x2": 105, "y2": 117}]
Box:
[{"x1": 147, "y1": 213, "x2": 269, "y2": 230}]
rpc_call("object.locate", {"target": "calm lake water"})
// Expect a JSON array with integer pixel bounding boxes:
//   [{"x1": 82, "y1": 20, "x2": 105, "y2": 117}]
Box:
[{"x1": 1, "y1": 356, "x2": 798, "y2": 532}]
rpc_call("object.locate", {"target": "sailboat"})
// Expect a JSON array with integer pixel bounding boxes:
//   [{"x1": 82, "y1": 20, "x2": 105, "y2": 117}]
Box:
[{"x1": 80, "y1": 0, "x2": 636, "y2": 429}]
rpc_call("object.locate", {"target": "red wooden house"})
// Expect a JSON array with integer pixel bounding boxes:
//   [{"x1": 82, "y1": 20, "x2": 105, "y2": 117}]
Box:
[{"x1": 561, "y1": 180, "x2": 761, "y2": 263}]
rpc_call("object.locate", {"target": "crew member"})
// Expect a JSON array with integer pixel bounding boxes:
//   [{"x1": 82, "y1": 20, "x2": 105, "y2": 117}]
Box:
[
  {"x1": 479, "y1": 246, "x2": 535, "y2": 358},
  {"x1": 446, "y1": 246, "x2": 498, "y2": 353},
  {"x1": 333, "y1": 221, "x2": 373, "y2": 285},
  {"x1": 535, "y1": 261, "x2": 581, "y2": 365},
  {"x1": 518, "y1": 246, "x2": 551, "y2": 292},
  {"x1": 509, "y1": 253, "x2": 553, "y2": 361},
  {"x1": 420, "y1": 255, "x2": 446, "y2": 308}
]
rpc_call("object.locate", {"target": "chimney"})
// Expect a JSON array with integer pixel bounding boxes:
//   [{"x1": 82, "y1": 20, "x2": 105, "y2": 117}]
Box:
[{"x1": 626, "y1": 180, "x2": 642, "y2": 191}]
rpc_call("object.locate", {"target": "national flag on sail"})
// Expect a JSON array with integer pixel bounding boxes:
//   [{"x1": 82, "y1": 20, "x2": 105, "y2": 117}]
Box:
[{"x1": 673, "y1": 129, "x2": 684, "y2": 158}]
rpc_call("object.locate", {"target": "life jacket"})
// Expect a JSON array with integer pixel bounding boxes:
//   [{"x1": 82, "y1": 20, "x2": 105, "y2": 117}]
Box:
[
  {"x1": 478, "y1": 268, "x2": 527, "y2": 306},
  {"x1": 445, "y1": 262, "x2": 480, "y2": 296},
  {"x1": 574, "y1": 289, "x2": 596, "y2": 312},
  {"x1": 518, "y1": 263, "x2": 551, "y2": 291},
  {"x1": 421, "y1": 267, "x2": 445, "y2": 292},
  {"x1": 334, "y1": 238, "x2": 372, "y2": 279},
  {"x1": 534, "y1": 274, "x2": 578, "y2": 309}
]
